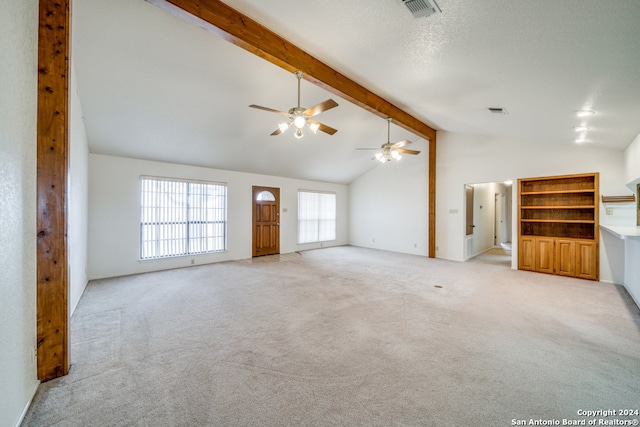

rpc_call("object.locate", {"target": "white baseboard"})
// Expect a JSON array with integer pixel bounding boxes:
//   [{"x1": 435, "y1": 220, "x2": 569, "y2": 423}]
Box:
[
  {"x1": 15, "y1": 381, "x2": 39, "y2": 427},
  {"x1": 623, "y1": 283, "x2": 640, "y2": 310}
]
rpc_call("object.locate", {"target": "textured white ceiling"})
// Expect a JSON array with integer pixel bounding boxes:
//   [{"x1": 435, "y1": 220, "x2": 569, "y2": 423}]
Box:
[{"x1": 73, "y1": 0, "x2": 640, "y2": 184}]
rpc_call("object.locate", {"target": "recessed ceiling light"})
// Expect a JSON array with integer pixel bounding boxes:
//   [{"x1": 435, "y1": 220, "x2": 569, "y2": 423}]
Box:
[
  {"x1": 574, "y1": 126, "x2": 590, "y2": 132},
  {"x1": 576, "y1": 110, "x2": 595, "y2": 117}
]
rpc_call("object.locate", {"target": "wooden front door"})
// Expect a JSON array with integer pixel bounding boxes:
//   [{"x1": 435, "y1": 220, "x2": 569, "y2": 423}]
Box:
[{"x1": 252, "y1": 186, "x2": 280, "y2": 257}]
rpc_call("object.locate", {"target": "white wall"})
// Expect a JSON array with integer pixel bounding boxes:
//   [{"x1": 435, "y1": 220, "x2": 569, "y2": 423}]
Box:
[
  {"x1": 69, "y1": 65, "x2": 90, "y2": 315},
  {"x1": 436, "y1": 131, "x2": 628, "y2": 283},
  {"x1": 621, "y1": 133, "x2": 640, "y2": 306},
  {"x1": 88, "y1": 154, "x2": 349, "y2": 279},
  {"x1": 623, "y1": 237, "x2": 640, "y2": 307},
  {"x1": 349, "y1": 151, "x2": 429, "y2": 256},
  {"x1": 624, "y1": 133, "x2": 640, "y2": 188},
  {"x1": 0, "y1": 0, "x2": 40, "y2": 426}
]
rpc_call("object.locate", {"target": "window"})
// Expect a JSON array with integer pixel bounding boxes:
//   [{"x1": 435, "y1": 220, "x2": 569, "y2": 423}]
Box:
[
  {"x1": 298, "y1": 190, "x2": 336, "y2": 244},
  {"x1": 256, "y1": 190, "x2": 276, "y2": 201},
  {"x1": 140, "y1": 177, "x2": 227, "y2": 259}
]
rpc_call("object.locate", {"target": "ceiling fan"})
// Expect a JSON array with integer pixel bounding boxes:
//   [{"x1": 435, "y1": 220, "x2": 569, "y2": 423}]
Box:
[
  {"x1": 357, "y1": 118, "x2": 421, "y2": 162},
  {"x1": 249, "y1": 71, "x2": 338, "y2": 139}
]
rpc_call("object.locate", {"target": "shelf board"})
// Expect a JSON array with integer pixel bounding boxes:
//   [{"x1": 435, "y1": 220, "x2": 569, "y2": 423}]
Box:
[
  {"x1": 521, "y1": 189, "x2": 595, "y2": 195},
  {"x1": 520, "y1": 219, "x2": 595, "y2": 224},
  {"x1": 601, "y1": 195, "x2": 636, "y2": 203},
  {"x1": 520, "y1": 234, "x2": 596, "y2": 240},
  {"x1": 521, "y1": 205, "x2": 596, "y2": 209}
]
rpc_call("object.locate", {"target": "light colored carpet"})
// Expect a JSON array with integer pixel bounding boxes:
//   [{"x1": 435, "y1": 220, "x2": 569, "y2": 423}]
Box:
[
  {"x1": 22, "y1": 246, "x2": 640, "y2": 426},
  {"x1": 469, "y1": 247, "x2": 512, "y2": 267}
]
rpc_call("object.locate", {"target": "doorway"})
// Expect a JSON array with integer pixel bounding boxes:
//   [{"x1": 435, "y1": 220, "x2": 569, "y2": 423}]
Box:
[
  {"x1": 252, "y1": 186, "x2": 280, "y2": 257},
  {"x1": 464, "y1": 181, "x2": 513, "y2": 266},
  {"x1": 494, "y1": 192, "x2": 507, "y2": 247}
]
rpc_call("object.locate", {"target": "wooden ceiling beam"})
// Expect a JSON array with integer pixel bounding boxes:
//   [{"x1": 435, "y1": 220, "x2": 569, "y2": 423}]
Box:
[{"x1": 146, "y1": 0, "x2": 436, "y2": 142}]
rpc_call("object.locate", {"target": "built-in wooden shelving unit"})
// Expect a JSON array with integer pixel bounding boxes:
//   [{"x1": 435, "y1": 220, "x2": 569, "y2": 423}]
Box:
[{"x1": 518, "y1": 173, "x2": 599, "y2": 280}]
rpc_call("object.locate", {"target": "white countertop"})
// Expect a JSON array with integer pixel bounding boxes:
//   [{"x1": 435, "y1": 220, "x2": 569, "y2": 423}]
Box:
[{"x1": 600, "y1": 224, "x2": 640, "y2": 239}]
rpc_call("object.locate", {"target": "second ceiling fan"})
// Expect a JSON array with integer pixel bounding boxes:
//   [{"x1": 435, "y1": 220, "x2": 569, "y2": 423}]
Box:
[
  {"x1": 249, "y1": 71, "x2": 338, "y2": 139},
  {"x1": 357, "y1": 118, "x2": 421, "y2": 162}
]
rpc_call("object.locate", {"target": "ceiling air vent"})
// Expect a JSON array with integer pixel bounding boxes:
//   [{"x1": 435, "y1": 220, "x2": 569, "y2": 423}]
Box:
[
  {"x1": 488, "y1": 107, "x2": 509, "y2": 115},
  {"x1": 402, "y1": 0, "x2": 441, "y2": 19}
]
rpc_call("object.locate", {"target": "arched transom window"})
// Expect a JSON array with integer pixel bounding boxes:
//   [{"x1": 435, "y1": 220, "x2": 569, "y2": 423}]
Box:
[{"x1": 256, "y1": 190, "x2": 276, "y2": 201}]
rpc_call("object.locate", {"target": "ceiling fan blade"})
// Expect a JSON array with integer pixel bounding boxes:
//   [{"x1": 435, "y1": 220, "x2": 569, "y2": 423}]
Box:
[
  {"x1": 249, "y1": 104, "x2": 289, "y2": 117},
  {"x1": 308, "y1": 119, "x2": 338, "y2": 135},
  {"x1": 270, "y1": 127, "x2": 283, "y2": 136},
  {"x1": 303, "y1": 99, "x2": 339, "y2": 117},
  {"x1": 392, "y1": 140, "x2": 413, "y2": 149},
  {"x1": 396, "y1": 148, "x2": 421, "y2": 155}
]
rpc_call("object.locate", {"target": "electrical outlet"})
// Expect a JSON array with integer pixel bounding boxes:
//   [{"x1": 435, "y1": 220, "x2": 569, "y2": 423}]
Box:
[{"x1": 606, "y1": 207, "x2": 613, "y2": 215}]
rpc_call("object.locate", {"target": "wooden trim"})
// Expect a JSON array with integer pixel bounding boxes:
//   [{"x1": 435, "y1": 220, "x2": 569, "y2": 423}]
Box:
[
  {"x1": 428, "y1": 136, "x2": 436, "y2": 258},
  {"x1": 519, "y1": 172, "x2": 598, "y2": 182},
  {"x1": 145, "y1": 0, "x2": 436, "y2": 142},
  {"x1": 637, "y1": 184, "x2": 640, "y2": 227},
  {"x1": 37, "y1": 0, "x2": 70, "y2": 381},
  {"x1": 601, "y1": 195, "x2": 636, "y2": 203}
]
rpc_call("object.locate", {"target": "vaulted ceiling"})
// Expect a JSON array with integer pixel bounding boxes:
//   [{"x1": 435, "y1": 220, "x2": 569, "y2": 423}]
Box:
[{"x1": 73, "y1": 0, "x2": 640, "y2": 184}]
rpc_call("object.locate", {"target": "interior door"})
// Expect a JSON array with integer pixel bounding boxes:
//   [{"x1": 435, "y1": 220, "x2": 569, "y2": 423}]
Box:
[
  {"x1": 494, "y1": 193, "x2": 507, "y2": 246},
  {"x1": 465, "y1": 185, "x2": 474, "y2": 235},
  {"x1": 252, "y1": 186, "x2": 280, "y2": 257},
  {"x1": 637, "y1": 184, "x2": 640, "y2": 226}
]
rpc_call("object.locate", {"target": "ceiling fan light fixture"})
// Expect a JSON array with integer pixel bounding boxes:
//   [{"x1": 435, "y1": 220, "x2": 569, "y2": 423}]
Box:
[
  {"x1": 278, "y1": 122, "x2": 290, "y2": 133},
  {"x1": 293, "y1": 114, "x2": 306, "y2": 129},
  {"x1": 249, "y1": 71, "x2": 338, "y2": 139},
  {"x1": 392, "y1": 150, "x2": 402, "y2": 160}
]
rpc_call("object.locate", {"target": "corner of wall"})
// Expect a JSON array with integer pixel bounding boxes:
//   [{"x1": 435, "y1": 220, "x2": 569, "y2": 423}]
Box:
[{"x1": 68, "y1": 61, "x2": 90, "y2": 316}]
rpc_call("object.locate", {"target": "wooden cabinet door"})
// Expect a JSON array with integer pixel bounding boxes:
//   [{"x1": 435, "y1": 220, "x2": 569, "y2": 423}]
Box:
[
  {"x1": 519, "y1": 236, "x2": 536, "y2": 271},
  {"x1": 575, "y1": 241, "x2": 598, "y2": 280},
  {"x1": 555, "y1": 239, "x2": 576, "y2": 277},
  {"x1": 535, "y1": 238, "x2": 555, "y2": 274}
]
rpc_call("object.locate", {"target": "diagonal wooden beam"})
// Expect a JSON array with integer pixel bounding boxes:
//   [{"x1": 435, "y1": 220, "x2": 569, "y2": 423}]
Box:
[
  {"x1": 146, "y1": 0, "x2": 437, "y2": 258},
  {"x1": 145, "y1": 0, "x2": 436, "y2": 142}
]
